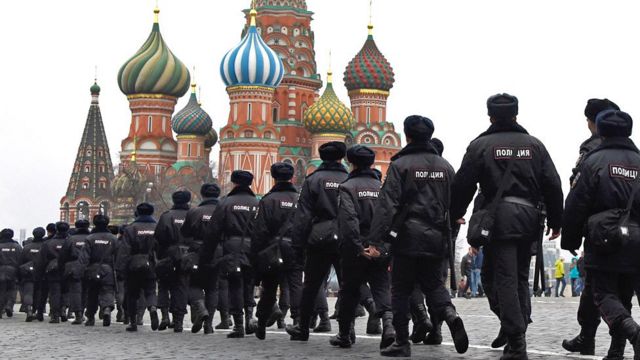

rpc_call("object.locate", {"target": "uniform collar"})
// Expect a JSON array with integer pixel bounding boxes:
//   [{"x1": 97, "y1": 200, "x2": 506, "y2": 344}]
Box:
[
  {"x1": 199, "y1": 198, "x2": 219, "y2": 207},
  {"x1": 134, "y1": 215, "x2": 156, "y2": 224},
  {"x1": 268, "y1": 182, "x2": 298, "y2": 193},
  {"x1": 348, "y1": 168, "x2": 379, "y2": 180},
  {"x1": 228, "y1": 186, "x2": 256, "y2": 197},
  {"x1": 593, "y1": 137, "x2": 639, "y2": 154},
  {"x1": 171, "y1": 203, "x2": 190, "y2": 211},
  {"x1": 391, "y1": 141, "x2": 439, "y2": 161},
  {"x1": 476, "y1": 121, "x2": 529, "y2": 139},
  {"x1": 90, "y1": 227, "x2": 110, "y2": 234},
  {"x1": 313, "y1": 161, "x2": 348, "y2": 174}
]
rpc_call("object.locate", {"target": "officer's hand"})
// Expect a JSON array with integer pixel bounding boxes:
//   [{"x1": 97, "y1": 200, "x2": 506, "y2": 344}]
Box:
[
  {"x1": 456, "y1": 218, "x2": 466, "y2": 225},
  {"x1": 361, "y1": 248, "x2": 373, "y2": 260},
  {"x1": 367, "y1": 247, "x2": 381, "y2": 258},
  {"x1": 547, "y1": 227, "x2": 561, "y2": 240}
]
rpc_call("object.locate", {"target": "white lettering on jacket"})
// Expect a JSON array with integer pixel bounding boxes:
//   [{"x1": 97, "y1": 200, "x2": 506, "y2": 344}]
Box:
[
  {"x1": 413, "y1": 169, "x2": 446, "y2": 182},
  {"x1": 357, "y1": 190, "x2": 379, "y2": 199},
  {"x1": 202, "y1": 215, "x2": 212, "y2": 221},
  {"x1": 280, "y1": 201, "x2": 295, "y2": 209},
  {"x1": 233, "y1": 205, "x2": 251, "y2": 212},
  {"x1": 94, "y1": 240, "x2": 110, "y2": 245},
  {"x1": 494, "y1": 147, "x2": 533, "y2": 160},
  {"x1": 137, "y1": 230, "x2": 155, "y2": 236},
  {"x1": 324, "y1": 180, "x2": 340, "y2": 190},
  {"x1": 173, "y1": 219, "x2": 185, "y2": 225},
  {"x1": 30, "y1": 249, "x2": 39, "y2": 253},
  {"x1": 610, "y1": 165, "x2": 639, "y2": 180}
]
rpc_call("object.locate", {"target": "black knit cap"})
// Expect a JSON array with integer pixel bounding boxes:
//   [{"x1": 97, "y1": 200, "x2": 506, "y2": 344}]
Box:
[
  {"x1": 271, "y1": 162, "x2": 295, "y2": 181},
  {"x1": 201, "y1": 183, "x2": 221, "y2": 198},
  {"x1": 172, "y1": 190, "x2": 191, "y2": 205},
  {"x1": 431, "y1": 138, "x2": 444, "y2": 156},
  {"x1": 319, "y1": 141, "x2": 347, "y2": 161},
  {"x1": 347, "y1": 145, "x2": 376, "y2": 168},
  {"x1": 596, "y1": 110, "x2": 633, "y2": 138},
  {"x1": 32, "y1": 227, "x2": 46, "y2": 239},
  {"x1": 585, "y1": 98, "x2": 620, "y2": 121},
  {"x1": 46, "y1": 223, "x2": 56, "y2": 233},
  {"x1": 93, "y1": 214, "x2": 110, "y2": 228},
  {"x1": 75, "y1": 219, "x2": 90, "y2": 229},
  {"x1": 55, "y1": 222, "x2": 70, "y2": 233},
  {"x1": 231, "y1": 170, "x2": 254, "y2": 187},
  {"x1": 403, "y1": 115, "x2": 434, "y2": 141},
  {"x1": 136, "y1": 202, "x2": 155, "y2": 216},
  {"x1": 0, "y1": 229, "x2": 13, "y2": 239},
  {"x1": 487, "y1": 93, "x2": 518, "y2": 121}
]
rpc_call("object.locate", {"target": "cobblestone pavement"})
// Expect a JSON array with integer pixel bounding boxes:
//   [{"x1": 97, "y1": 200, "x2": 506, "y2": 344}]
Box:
[{"x1": 0, "y1": 296, "x2": 638, "y2": 359}]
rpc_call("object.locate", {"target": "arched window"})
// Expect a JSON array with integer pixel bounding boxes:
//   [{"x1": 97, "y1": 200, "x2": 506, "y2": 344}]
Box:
[
  {"x1": 366, "y1": 107, "x2": 371, "y2": 125},
  {"x1": 226, "y1": 131, "x2": 234, "y2": 139},
  {"x1": 147, "y1": 115, "x2": 153, "y2": 132},
  {"x1": 247, "y1": 103, "x2": 253, "y2": 122},
  {"x1": 99, "y1": 202, "x2": 109, "y2": 216},
  {"x1": 187, "y1": 143, "x2": 192, "y2": 157},
  {"x1": 264, "y1": 131, "x2": 272, "y2": 140},
  {"x1": 272, "y1": 107, "x2": 279, "y2": 123},
  {"x1": 76, "y1": 201, "x2": 89, "y2": 220},
  {"x1": 244, "y1": 130, "x2": 254, "y2": 138}
]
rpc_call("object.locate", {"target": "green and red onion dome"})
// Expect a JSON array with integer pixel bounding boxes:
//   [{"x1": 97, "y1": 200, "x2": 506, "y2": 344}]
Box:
[
  {"x1": 343, "y1": 25, "x2": 395, "y2": 92},
  {"x1": 172, "y1": 86, "x2": 213, "y2": 136}
]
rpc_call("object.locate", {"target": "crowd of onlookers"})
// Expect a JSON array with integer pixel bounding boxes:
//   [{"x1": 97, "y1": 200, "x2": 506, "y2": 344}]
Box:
[
  {"x1": 554, "y1": 252, "x2": 586, "y2": 298},
  {"x1": 458, "y1": 247, "x2": 484, "y2": 298}
]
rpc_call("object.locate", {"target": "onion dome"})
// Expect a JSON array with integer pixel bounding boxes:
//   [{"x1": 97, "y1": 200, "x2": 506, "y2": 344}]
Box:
[
  {"x1": 117, "y1": 7, "x2": 191, "y2": 98},
  {"x1": 344, "y1": 24, "x2": 395, "y2": 92},
  {"x1": 172, "y1": 84, "x2": 213, "y2": 136},
  {"x1": 304, "y1": 71, "x2": 355, "y2": 134},
  {"x1": 205, "y1": 128, "x2": 218, "y2": 148},
  {"x1": 254, "y1": 0, "x2": 307, "y2": 10},
  {"x1": 220, "y1": 8, "x2": 285, "y2": 88},
  {"x1": 90, "y1": 80, "x2": 101, "y2": 95}
]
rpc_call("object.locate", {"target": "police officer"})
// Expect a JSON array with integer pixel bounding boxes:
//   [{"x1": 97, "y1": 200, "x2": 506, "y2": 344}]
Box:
[
  {"x1": 59, "y1": 219, "x2": 91, "y2": 324},
  {"x1": 44, "y1": 223, "x2": 56, "y2": 240},
  {"x1": 367, "y1": 116, "x2": 468, "y2": 357},
  {"x1": 116, "y1": 203, "x2": 160, "y2": 332},
  {"x1": 0, "y1": 229, "x2": 21, "y2": 319},
  {"x1": 562, "y1": 110, "x2": 640, "y2": 360},
  {"x1": 82, "y1": 215, "x2": 117, "y2": 327},
  {"x1": 202, "y1": 170, "x2": 258, "y2": 338},
  {"x1": 451, "y1": 94, "x2": 564, "y2": 359},
  {"x1": 181, "y1": 183, "x2": 222, "y2": 334},
  {"x1": 562, "y1": 98, "x2": 622, "y2": 357},
  {"x1": 286, "y1": 141, "x2": 349, "y2": 341},
  {"x1": 329, "y1": 145, "x2": 395, "y2": 349},
  {"x1": 19, "y1": 227, "x2": 46, "y2": 322},
  {"x1": 155, "y1": 190, "x2": 192, "y2": 333},
  {"x1": 41, "y1": 222, "x2": 70, "y2": 323},
  {"x1": 252, "y1": 162, "x2": 300, "y2": 340}
]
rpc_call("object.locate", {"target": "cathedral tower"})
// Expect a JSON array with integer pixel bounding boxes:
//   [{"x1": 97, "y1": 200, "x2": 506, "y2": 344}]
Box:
[{"x1": 60, "y1": 80, "x2": 115, "y2": 222}]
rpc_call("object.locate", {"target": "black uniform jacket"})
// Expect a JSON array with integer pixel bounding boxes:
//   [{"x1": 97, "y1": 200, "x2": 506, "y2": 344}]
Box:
[
  {"x1": 570, "y1": 135, "x2": 602, "y2": 184},
  {"x1": 181, "y1": 198, "x2": 219, "y2": 252},
  {"x1": 20, "y1": 237, "x2": 46, "y2": 281},
  {"x1": 116, "y1": 216, "x2": 157, "y2": 278},
  {"x1": 562, "y1": 137, "x2": 640, "y2": 273},
  {"x1": 155, "y1": 205, "x2": 191, "y2": 261},
  {"x1": 337, "y1": 168, "x2": 382, "y2": 258},
  {"x1": 451, "y1": 122, "x2": 564, "y2": 242},
  {"x1": 59, "y1": 229, "x2": 91, "y2": 279},
  {"x1": 291, "y1": 161, "x2": 349, "y2": 253},
  {"x1": 40, "y1": 233, "x2": 68, "y2": 281},
  {"x1": 251, "y1": 182, "x2": 300, "y2": 270},
  {"x1": 368, "y1": 142, "x2": 455, "y2": 258},
  {"x1": 0, "y1": 238, "x2": 22, "y2": 281},
  {"x1": 201, "y1": 186, "x2": 258, "y2": 266}
]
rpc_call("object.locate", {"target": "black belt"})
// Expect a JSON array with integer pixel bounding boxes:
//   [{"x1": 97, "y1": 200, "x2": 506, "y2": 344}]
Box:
[{"x1": 502, "y1": 196, "x2": 536, "y2": 209}]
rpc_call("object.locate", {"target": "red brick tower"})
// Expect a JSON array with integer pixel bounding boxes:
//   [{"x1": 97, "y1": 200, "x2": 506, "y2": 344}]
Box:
[{"x1": 344, "y1": 16, "x2": 401, "y2": 176}]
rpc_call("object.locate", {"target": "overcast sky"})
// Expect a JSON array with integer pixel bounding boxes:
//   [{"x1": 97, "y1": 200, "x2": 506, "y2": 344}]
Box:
[{"x1": 1, "y1": 0, "x2": 640, "y2": 250}]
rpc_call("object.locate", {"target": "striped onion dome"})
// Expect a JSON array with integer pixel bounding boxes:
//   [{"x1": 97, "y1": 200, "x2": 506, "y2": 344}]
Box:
[
  {"x1": 117, "y1": 7, "x2": 191, "y2": 98},
  {"x1": 344, "y1": 25, "x2": 395, "y2": 92},
  {"x1": 304, "y1": 72, "x2": 355, "y2": 134},
  {"x1": 205, "y1": 127, "x2": 219, "y2": 148},
  {"x1": 172, "y1": 85, "x2": 213, "y2": 136},
  {"x1": 219, "y1": 8, "x2": 285, "y2": 88}
]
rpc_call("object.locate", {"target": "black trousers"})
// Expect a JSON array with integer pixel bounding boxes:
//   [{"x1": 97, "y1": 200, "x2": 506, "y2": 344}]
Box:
[
  {"x1": 338, "y1": 256, "x2": 391, "y2": 334},
  {"x1": 217, "y1": 276, "x2": 229, "y2": 312},
  {"x1": 65, "y1": 279, "x2": 83, "y2": 313},
  {"x1": 157, "y1": 278, "x2": 170, "y2": 309},
  {"x1": 161, "y1": 272, "x2": 188, "y2": 316},
  {"x1": 85, "y1": 278, "x2": 115, "y2": 316},
  {"x1": 47, "y1": 280, "x2": 63, "y2": 316},
  {"x1": 314, "y1": 274, "x2": 330, "y2": 313},
  {"x1": 227, "y1": 266, "x2": 256, "y2": 316},
  {"x1": 575, "y1": 272, "x2": 601, "y2": 337},
  {"x1": 278, "y1": 269, "x2": 303, "y2": 319},
  {"x1": 482, "y1": 240, "x2": 532, "y2": 336},
  {"x1": 20, "y1": 280, "x2": 44, "y2": 309},
  {"x1": 188, "y1": 266, "x2": 220, "y2": 317},
  {"x1": 0, "y1": 280, "x2": 16, "y2": 313},
  {"x1": 590, "y1": 269, "x2": 636, "y2": 333},
  {"x1": 124, "y1": 273, "x2": 157, "y2": 320},
  {"x1": 391, "y1": 255, "x2": 453, "y2": 342},
  {"x1": 299, "y1": 250, "x2": 342, "y2": 328}
]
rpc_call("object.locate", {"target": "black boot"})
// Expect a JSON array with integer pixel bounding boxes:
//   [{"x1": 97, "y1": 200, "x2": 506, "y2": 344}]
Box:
[
  {"x1": 309, "y1": 312, "x2": 318, "y2": 329},
  {"x1": 85, "y1": 315, "x2": 95, "y2": 326},
  {"x1": 36, "y1": 310, "x2": 44, "y2": 322},
  {"x1": 355, "y1": 304, "x2": 366, "y2": 317},
  {"x1": 173, "y1": 313, "x2": 184, "y2": 333},
  {"x1": 60, "y1": 307, "x2": 68, "y2": 322},
  {"x1": 500, "y1": 333, "x2": 528, "y2": 360},
  {"x1": 123, "y1": 313, "x2": 130, "y2": 325},
  {"x1": 116, "y1": 306, "x2": 124, "y2": 323},
  {"x1": 330, "y1": 332, "x2": 352, "y2": 348},
  {"x1": 492, "y1": 327, "x2": 508, "y2": 348},
  {"x1": 561, "y1": 331, "x2": 595, "y2": 355},
  {"x1": 71, "y1": 311, "x2": 83, "y2": 325},
  {"x1": 286, "y1": 323, "x2": 310, "y2": 341},
  {"x1": 313, "y1": 311, "x2": 332, "y2": 333},
  {"x1": 424, "y1": 321, "x2": 443, "y2": 345},
  {"x1": 256, "y1": 318, "x2": 267, "y2": 340},
  {"x1": 203, "y1": 313, "x2": 214, "y2": 334},
  {"x1": 603, "y1": 335, "x2": 627, "y2": 360},
  {"x1": 136, "y1": 308, "x2": 145, "y2": 326},
  {"x1": 266, "y1": 304, "x2": 282, "y2": 328},
  {"x1": 444, "y1": 307, "x2": 469, "y2": 354},
  {"x1": 25, "y1": 306, "x2": 34, "y2": 322},
  {"x1": 227, "y1": 314, "x2": 245, "y2": 338},
  {"x1": 126, "y1": 316, "x2": 138, "y2": 332},
  {"x1": 49, "y1": 313, "x2": 60, "y2": 324},
  {"x1": 365, "y1": 299, "x2": 382, "y2": 335},
  {"x1": 191, "y1": 301, "x2": 209, "y2": 334},
  {"x1": 381, "y1": 311, "x2": 396, "y2": 349},
  {"x1": 245, "y1": 307, "x2": 258, "y2": 335},
  {"x1": 5, "y1": 309, "x2": 13, "y2": 318},
  {"x1": 102, "y1": 307, "x2": 112, "y2": 327},
  {"x1": 158, "y1": 308, "x2": 170, "y2": 331},
  {"x1": 410, "y1": 303, "x2": 431, "y2": 343},
  {"x1": 381, "y1": 341, "x2": 411, "y2": 357},
  {"x1": 618, "y1": 318, "x2": 640, "y2": 360},
  {"x1": 277, "y1": 314, "x2": 286, "y2": 329},
  {"x1": 149, "y1": 307, "x2": 159, "y2": 331},
  {"x1": 216, "y1": 311, "x2": 231, "y2": 330}
]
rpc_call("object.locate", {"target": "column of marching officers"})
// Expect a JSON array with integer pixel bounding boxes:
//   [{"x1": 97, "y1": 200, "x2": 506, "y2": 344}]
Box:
[{"x1": 1, "y1": 93, "x2": 640, "y2": 360}]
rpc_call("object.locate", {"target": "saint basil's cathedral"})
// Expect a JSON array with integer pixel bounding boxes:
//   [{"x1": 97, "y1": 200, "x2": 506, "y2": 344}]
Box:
[{"x1": 59, "y1": 0, "x2": 401, "y2": 225}]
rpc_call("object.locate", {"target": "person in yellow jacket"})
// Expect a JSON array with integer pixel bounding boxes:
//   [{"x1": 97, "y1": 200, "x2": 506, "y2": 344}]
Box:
[{"x1": 554, "y1": 257, "x2": 566, "y2": 297}]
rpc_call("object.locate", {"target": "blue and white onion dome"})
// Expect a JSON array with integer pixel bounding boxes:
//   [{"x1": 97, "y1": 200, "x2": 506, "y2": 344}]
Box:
[{"x1": 219, "y1": 8, "x2": 285, "y2": 88}]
